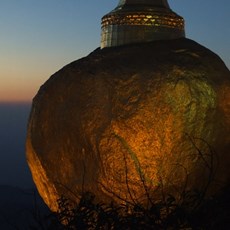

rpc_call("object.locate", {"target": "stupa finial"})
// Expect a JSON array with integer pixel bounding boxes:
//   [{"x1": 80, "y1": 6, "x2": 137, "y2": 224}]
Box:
[{"x1": 101, "y1": 0, "x2": 185, "y2": 48}]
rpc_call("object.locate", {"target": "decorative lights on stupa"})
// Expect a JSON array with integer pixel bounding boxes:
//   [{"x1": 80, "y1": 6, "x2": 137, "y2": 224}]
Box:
[{"x1": 101, "y1": 0, "x2": 185, "y2": 48}]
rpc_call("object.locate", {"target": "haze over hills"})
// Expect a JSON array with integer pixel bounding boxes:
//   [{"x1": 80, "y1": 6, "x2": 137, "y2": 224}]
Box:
[
  {"x1": 0, "y1": 185, "x2": 49, "y2": 229},
  {"x1": 0, "y1": 102, "x2": 33, "y2": 188},
  {"x1": 0, "y1": 103, "x2": 51, "y2": 228}
]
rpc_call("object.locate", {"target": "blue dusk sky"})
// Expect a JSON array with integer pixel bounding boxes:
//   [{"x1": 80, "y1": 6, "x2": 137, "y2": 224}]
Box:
[
  {"x1": 0, "y1": 0, "x2": 229, "y2": 102},
  {"x1": 0, "y1": 0, "x2": 229, "y2": 188}
]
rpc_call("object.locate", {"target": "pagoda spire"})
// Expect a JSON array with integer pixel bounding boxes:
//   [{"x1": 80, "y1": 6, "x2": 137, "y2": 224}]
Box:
[
  {"x1": 101, "y1": 0, "x2": 185, "y2": 48},
  {"x1": 117, "y1": 0, "x2": 169, "y2": 8}
]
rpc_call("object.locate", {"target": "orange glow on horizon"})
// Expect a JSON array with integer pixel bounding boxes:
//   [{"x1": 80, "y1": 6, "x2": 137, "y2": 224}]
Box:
[{"x1": 0, "y1": 83, "x2": 38, "y2": 103}]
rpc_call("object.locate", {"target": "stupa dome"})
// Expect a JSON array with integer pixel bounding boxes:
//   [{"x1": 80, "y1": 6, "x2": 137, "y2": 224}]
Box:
[{"x1": 101, "y1": 0, "x2": 185, "y2": 48}]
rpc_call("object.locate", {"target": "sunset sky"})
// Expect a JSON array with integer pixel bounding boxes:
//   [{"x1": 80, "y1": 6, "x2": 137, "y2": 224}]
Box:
[{"x1": 0, "y1": 0, "x2": 229, "y2": 102}]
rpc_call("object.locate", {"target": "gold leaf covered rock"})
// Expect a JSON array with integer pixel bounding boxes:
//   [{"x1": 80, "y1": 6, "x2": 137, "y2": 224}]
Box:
[{"x1": 26, "y1": 38, "x2": 230, "y2": 211}]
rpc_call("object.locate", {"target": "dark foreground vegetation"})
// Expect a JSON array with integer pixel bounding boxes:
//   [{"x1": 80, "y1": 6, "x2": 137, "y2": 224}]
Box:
[
  {"x1": 30, "y1": 185, "x2": 230, "y2": 230},
  {"x1": 31, "y1": 141, "x2": 230, "y2": 230},
  {"x1": 32, "y1": 143, "x2": 230, "y2": 229}
]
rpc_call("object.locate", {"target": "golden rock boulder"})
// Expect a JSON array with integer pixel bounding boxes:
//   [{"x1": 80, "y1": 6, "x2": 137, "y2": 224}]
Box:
[{"x1": 26, "y1": 38, "x2": 230, "y2": 211}]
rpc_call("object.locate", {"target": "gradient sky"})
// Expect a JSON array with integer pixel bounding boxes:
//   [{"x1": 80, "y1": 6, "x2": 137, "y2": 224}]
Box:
[{"x1": 0, "y1": 0, "x2": 229, "y2": 102}]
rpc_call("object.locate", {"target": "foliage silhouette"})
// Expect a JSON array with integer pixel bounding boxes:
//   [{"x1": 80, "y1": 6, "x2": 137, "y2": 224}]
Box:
[
  {"x1": 30, "y1": 138, "x2": 230, "y2": 229},
  {"x1": 42, "y1": 186, "x2": 230, "y2": 230}
]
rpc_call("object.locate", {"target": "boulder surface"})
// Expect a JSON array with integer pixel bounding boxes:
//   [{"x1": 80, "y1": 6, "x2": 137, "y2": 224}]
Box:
[{"x1": 26, "y1": 38, "x2": 230, "y2": 211}]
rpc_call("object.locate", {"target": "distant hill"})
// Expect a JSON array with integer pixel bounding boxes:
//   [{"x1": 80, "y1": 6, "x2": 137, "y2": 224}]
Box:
[
  {"x1": 0, "y1": 185, "x2": 50, "y2": 229},
  {"x1": 0, "y1": 102, "x2": 33, "y2": 188}
]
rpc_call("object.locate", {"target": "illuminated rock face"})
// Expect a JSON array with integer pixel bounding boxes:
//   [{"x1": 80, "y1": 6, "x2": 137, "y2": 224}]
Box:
[
  {"x1": 26, "y1": 38, "x2": 230, "y2": 211},
  {"x1": 101, "y1": 0, "x2": 185, "y2": 48}
]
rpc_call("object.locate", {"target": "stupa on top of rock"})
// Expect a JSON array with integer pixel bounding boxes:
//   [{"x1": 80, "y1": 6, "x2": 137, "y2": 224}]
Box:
[
  {"x1": 101, "y1": 0, "x2": 185, "y2": 48},
  {"x1": 26, "y1": 0, "x2": 230, "y2": 212}
]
